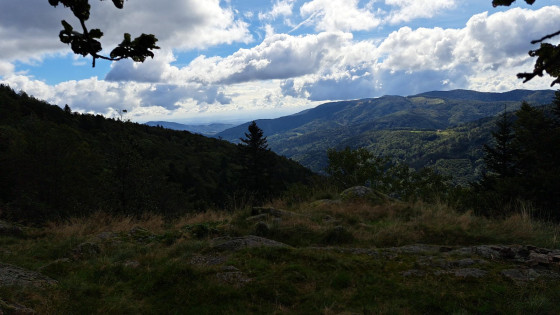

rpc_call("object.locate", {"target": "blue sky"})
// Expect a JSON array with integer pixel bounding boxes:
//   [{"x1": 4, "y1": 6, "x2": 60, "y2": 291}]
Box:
[{"x1": 0, "y1": 0, "x2": 558, "y2": 123}]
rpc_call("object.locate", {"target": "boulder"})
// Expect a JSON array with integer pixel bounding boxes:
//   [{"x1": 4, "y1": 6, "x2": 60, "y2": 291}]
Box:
[
  {"x1": 501, "y1": 269, "x2": 540, "y2": 282},
  {"x1": 0, "y1": 220, "x2": 23, "y2": 237},
  {"x1": 128, "y1": 226, "x2": 156, "y2": 242},
  {"x1": 0, "y1": 299, "x2": 35, "y2": 314},
  {"x1": 251, "y1": 207, "x2": 300, "y2": 218},
  {"x1": 211, "y1": 235, "x2": 290, "y2": 252},
  {"x1": 0, "y1": 263, "x2": 57, "y2": 288},
  {"x1": 216, "y1": 271, "x2": 251, "y2": 287},
  {"x1": 340, "y1": 186, "x2": 388, "y2": 203}
]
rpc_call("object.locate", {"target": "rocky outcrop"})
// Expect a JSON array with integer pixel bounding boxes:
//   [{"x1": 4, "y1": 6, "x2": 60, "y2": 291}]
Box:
[
  {"x1": 210, "y1": 235, "x2": 290, "y2": 252},
  {"x1": 340, "y1": 186, "x2": 389, "y2": 203},
  {"x1": 313, "y1": 244, "x2": 560, "y2": 282},
  {"x1": 0, "y1": 299, "x2": 35, "y2": 314},
  {"x1": 216, "y1": 265, "x2": 251, "y2": 287},
  {"x1": 0, "y1": 220, "x2": 23, "y2": 237},
  {"x1": 0, "y1": 263, "x2": 57, "y2": 288}
]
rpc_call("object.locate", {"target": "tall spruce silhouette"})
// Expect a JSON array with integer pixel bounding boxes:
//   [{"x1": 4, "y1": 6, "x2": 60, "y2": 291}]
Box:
[{"x1": 239, "y1": 121, "x2": 272, "y2": 201}]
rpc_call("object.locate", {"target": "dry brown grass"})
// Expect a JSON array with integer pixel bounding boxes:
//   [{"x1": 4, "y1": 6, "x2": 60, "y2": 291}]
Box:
[
  {"x1": 42, "y1": 197, "x2": 560, "y2": 249},
  {"x1": 172, "y1": 210, "x2": 232, "y2": 228},
  {"x1": 46, "y1": 211, "x2": 166, "y2": 237}
]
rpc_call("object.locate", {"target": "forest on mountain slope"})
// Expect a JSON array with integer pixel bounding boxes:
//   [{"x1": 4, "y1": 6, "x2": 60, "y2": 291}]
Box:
[
  {"x1": 0, "y1": 85, "x2": 314, "y2": 222},
  {"x1": 216, "y1": 89, "x2": 556, "y2": 184}
]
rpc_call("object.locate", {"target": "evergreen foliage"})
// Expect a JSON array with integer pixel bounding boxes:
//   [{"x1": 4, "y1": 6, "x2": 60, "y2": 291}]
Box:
[
  {"x1": 238, "y1": 121, "x2": 274, "y2": 202},
  {"x1": 478, "y1": 98, "x2": 560, "y2": 219},
  {"x1": 0, "y1": 85, "x2": 314, "y2": 222},
  {"x1": 483, "y1": 107, "x2": 517, "y2": 179}
]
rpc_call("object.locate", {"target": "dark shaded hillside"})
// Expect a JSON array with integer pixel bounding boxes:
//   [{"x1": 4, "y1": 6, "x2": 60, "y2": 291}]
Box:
[
  {"x1": 0, "y1": 85, "x2": 314, "y2": 222},
  {"x1": 216, "y1": 89, "x2": 555, "y2": 184}
]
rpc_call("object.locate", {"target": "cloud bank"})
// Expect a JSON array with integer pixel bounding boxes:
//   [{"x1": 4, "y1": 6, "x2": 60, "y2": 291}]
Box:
[{"x1": 1, "y1": 1, "x2": 558, "y2": 122}]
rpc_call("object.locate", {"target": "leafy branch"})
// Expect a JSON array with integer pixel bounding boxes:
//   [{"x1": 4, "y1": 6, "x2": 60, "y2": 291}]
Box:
[
  {"x1": 49, "y1": 0, "x2": 159, "y2": 67},
  {"x1": 492, "y1": 0, "x2": 560, "y2": 86}
]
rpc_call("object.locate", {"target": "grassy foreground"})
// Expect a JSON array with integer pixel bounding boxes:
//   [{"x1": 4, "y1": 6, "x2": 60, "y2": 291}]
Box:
[{"x1": 2, "y1": 196, "x2": 560, "y2": 314}]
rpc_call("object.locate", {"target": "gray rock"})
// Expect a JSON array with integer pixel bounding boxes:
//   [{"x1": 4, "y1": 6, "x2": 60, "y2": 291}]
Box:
[
  {"x1": 211, "y1": 235, "x2": 290, "y2": 252},
  {"x1": 189, "y1": 254, "x2": 227, "y2": 266},
  {"x1": 341, "y1": 186, "x2": 373, "y2": 199},
  {"x1": 528, "y1": 252, "x2": 551, "y2": 266},
  {"x1": 340, "y1": 186, "x2": 389, "y2": 203},
  {"x1": 501, "y1": 269, "x2": 540, "y2": 282},
  {"x1": 0, "y1": 263, "x2": 57, "y2": 288},
  {"x1": 0, "y1": 221, "x2": 23, "y2": 237},
  {"x1": 122, "y1": 260, "x2": 140, "y2": 268},
  {"x1": 311, "y1": 199, "x2": 342, "y2": 207},
  {"x1": 0, "y1": 299, "x2": 35, "y2": 314},
  {"x1": 95, "y1": 231, "x2": 118, "y2": 241},
  {"x1": 221, "y1": 265, "x2": 239, "y2": 272},
  {"x1": 128, "y1": 226, "x2": 156, "y2": 242},
  {"x1": 402, "y1": 269, "x2": 427, "y2": 277},
  {"x1": 452, "y1": 258, "x2": 488, "y2": 267},
  {"x1": 251, "y1": 207, "x2": 298, "y2": 218},
  {"x1": 452, "y1": 268, "x2": 487, "y2": 278},
  {"x1": 308, "y1": 247, "x2": 381, "y2": 257},
  {"x1": 216, "y1": 271, "x2": 251, "y2": 287},
  {"x1": 387, "y1": 244, "x2": 441, "y2": 255},
  {"x1": 245, "y1": 214, "x2": 269, "y2": 222}
]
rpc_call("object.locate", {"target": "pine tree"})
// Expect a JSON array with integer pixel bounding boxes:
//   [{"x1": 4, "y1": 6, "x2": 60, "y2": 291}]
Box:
[
  {"x1": 240, "y1": 121, "x2": 269, "y2": 151},
  {"x1": 239, "y1": 121, "x2": 272, "y2": 202},
  {"x1": 483, "y1": 107, "x2": 517, "y2": 179}
]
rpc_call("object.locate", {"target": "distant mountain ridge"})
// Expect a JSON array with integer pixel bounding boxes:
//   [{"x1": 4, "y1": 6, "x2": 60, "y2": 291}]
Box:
[
  {"x1": 216, "y1": 89, "x2": 556, "y2": 182},
  {"x1": 217, "y1": 89, "x2": 555, "y2": 142},
  {"x1": 144, "y1": 121, "x2": 234, "y2": 135}
]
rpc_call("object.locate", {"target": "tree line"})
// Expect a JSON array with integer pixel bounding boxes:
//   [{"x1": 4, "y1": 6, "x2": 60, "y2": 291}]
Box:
[{"x1": 0, "y1": 85, "x2": 313, "y2": 222}]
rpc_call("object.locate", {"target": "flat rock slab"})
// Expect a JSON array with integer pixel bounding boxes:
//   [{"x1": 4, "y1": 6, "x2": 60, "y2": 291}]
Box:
[
  {"x1": 0, "y1": 299, "x2": 35, "y2": 314},
  {"x1": 0, "y1": 221, "x2": 23, "y2": 237},
  {"x1": 211, "y1": 235, "x2": 290, "y2": 252},
  {"x1": 216, "y1": 271, "x2": 252, "y2": 287},
  {"x1": 0, "y1": 263, "x2": 57, "y2": 288}
]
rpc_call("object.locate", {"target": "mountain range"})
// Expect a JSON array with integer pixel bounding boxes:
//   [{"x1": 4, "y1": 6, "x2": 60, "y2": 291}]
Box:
[
  {"x1": 144, "y1": 121, "x2": 235, "y2": 135},
  {"x1": 213, "y1": 89, "x2": 556, "y2": 183}
]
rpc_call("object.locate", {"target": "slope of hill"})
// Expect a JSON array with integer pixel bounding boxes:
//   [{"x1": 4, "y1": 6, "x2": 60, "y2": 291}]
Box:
[
  {"x1": 2, "y1": 197, "x2": 560, "y2": 313},
  {"x1": 0, "y1": 85, "x2": 314, "y2": 222},
  {"x1": 216, "y1": 89, "x2": 555, "y2": 183},
  {"x1": 144, "y1": 121, "x2": 235, "y2": 135}
]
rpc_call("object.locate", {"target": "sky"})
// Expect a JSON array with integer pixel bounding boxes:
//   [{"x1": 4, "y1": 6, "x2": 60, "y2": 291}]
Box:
[{"x1": 0, "y1": 0, "x2": 559, "y2": 124}]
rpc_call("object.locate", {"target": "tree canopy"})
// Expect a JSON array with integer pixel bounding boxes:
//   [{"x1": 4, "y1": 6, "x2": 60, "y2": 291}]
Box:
[
  {"x1": 492, "y1": 0, "x2": 560, "y2": 86},
  {"x1": 48, "y1": 0, "x2": 159, "y2": 67}
]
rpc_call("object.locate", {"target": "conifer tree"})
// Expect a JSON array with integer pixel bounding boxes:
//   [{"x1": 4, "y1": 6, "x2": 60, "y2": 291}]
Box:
[
  {"x1": 239, "y1": 121, "x2": 272, "y2": 201},
  {"x1": 483, "y1": 107, "x2": 517, "y2": 179},
  {"x1": 240, "y1": 121, "x2": 269, "y2": 151}
]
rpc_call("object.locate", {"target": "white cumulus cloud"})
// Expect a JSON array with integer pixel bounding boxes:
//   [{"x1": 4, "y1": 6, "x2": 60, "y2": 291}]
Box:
[
  {"x1": 300, "y1": 0, "x2": 381, "y2": 32},
  {"x1": 384, "y1": 0, "x2": 457, "y2": 24}
]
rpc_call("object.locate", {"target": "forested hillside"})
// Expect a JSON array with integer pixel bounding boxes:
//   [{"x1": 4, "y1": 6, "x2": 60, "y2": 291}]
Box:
[
  {"x1": 0, "y1": 85, "x2": 314, "y2": 222},
  {"x1": 216, "y1": 89, "x2": 555, "y2": 183}
]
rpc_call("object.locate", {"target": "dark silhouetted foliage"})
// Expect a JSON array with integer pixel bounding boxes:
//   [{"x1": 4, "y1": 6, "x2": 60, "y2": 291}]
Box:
[
  {"x1": 48, "y1": 0, "x2": 159, "y2": 67},
  {"x1": 477, "y1": 98, "x2": 560, "y2": 219},
  {"x1": 492, "y1": 0, "x2": 560, "y2": 86},
  {"x1": 0, "y1": 85, "x2": 314, "y2": 222}
]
